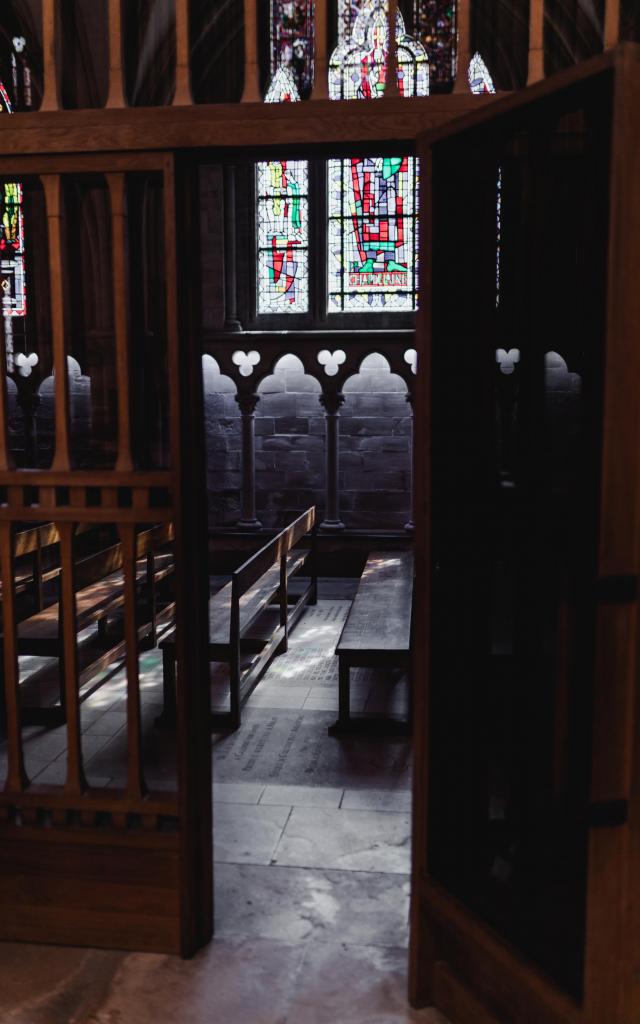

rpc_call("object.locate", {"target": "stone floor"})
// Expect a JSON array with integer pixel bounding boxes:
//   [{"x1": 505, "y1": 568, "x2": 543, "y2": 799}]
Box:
[{"x1": 0, "y1": 581, "x2": 448, "y2": 1024}]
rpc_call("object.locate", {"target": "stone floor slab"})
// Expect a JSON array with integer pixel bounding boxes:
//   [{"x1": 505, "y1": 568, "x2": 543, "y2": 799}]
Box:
[
  {"x1": 273, "y1": 806, "x2": 411, "y2": 873},
  {"x1": 287, "y1": 942, "x2": 448, "y2": 1024},
  {"x1": 215, "y1": 862, "x2": 410, "y2": 947},
  {"x1": 260, "y1": 784, "x2": 343, "y2": 808},
  {"x1": 213, "y1": 801, "x2": 291, "y2": 865}
]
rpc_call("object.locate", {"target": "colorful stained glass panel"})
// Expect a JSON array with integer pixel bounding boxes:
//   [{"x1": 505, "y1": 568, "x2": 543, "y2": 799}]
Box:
[
  {"x1": 328, "y1": 156, "x2": 419, "y2": 312},
  {"x1": 270, "y1": 0, "x2": 314, "y2": 98},
  {"x1": 257, "y1": 159, "x2": 309, "y2": 314},
  {"x1": 414, "y1": 0, "x2": 455, "y2": 90}
]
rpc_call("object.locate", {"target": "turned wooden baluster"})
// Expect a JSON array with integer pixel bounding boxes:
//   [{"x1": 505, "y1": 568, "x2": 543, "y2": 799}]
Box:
[
  {"x1": 40, "y1": 0, "x2": 61, "y2": 111},
  {"x1": 119, "y1": 524, "x2": 146, "y2": 800},
  {"x1": 41, "y1": 175, "x2": 72, "y2": 472},
  {"x1": 58, "y1": 522, "x2": 87, "y2": 796},
  {"x1": 604, "y1": 0, "x2": 621, "y2": 49},
  {"x1": 386, "y1": 0, "x2": 400, "y2": 97},
  {"x1": 527, "y1": 0, "x2": 544, "y2": 84},
  {"x1": 173, "y1": 0, "x2": 193, "y2": 105},
  {"x1": 453, "y1": 0, "x2": 471, "y2": 92},
  {"x1": 241, "y1": 0, "x2": 261, "y2": 101},
  {"x1": 311, "y1": 0, "x2": 329, "y2": 100},
  {"x1": 0, "y1": 521, "x2": 28, "y2": 793},
  {"x1": 107, "y1": 173, "x2": 135, "y2": 472},
  {"x1": 106, "y1": 0, "x2": 126, "y2": 108}
]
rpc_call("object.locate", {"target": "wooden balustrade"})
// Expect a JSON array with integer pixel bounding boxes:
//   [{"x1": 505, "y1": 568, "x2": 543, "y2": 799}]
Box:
[
  {"x1": 0, "y1": 154, "x2": 197, "y2": 956},
  {"x1": 25, "y1": 0, "x2": 629, "y2": 115}
]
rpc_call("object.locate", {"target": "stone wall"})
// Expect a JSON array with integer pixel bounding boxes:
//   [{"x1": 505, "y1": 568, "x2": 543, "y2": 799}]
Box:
[
  {"x1": 203, "y1": 355, "x2": 242, "y2": 526},
  {"x1": 340, "y1": 354, "x2": 411, "y2": 530},
  {"x1": 256, "y1": 355, "x2": 325, "y2": 530}
]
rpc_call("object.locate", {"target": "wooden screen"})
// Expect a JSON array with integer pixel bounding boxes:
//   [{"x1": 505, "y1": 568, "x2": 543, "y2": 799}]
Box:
[
  {"x1": 0, "y1": 152, "x2": 212, "y2": 955},
  {"x1": 411, "y1": 47, "x2": 640, "y2": 1024}
]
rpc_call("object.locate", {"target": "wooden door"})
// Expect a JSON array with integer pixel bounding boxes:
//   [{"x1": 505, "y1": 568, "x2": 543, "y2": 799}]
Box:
[
  {"x1": 409, "y1": 46, "x2": 640, "y2": 1024},
  {"x1": 0, "y1": 152, "x2": 212, "y2": 955}
]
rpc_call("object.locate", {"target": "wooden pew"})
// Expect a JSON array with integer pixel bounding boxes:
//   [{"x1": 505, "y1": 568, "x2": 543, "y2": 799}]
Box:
[
  {"x1": 328, "y1": 549, "x2": 414, "y2": 736},
  {"x1": 2, "y1": 523, "x2": 175, "y2": 727},
  {"x1": 159, "y1": 506, "x2": 317, "y2": 732}
]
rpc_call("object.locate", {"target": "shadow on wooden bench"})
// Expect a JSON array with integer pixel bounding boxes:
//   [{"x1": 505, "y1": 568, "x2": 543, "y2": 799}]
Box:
[
  {"x1": 158, "y1": 506, "x2": 317, "y2": 733},
  {"x1": 1, "y1": 523, "x2": 175, "y2": 728}
]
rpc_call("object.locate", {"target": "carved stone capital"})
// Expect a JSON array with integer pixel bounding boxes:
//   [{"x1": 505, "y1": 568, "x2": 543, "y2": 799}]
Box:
[
  {"x1": 319, "y1": 390, "x2": 345, "y2": 415},
  {"x1": 235, "y1": 391, "x2": 260, "y2": 416}
]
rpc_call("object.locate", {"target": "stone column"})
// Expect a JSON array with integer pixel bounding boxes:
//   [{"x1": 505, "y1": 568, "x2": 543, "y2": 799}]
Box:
[
  {"x1": 320, "y1": 390, "x2": 345, "y2": 532},
  {"x1": 223, "y1": 165, "x2": 242, "y2": 332},
  {"x1": 404, "y1": 391, "x2": 414, "y2": 533},
  {"x1": 235, "y1": 391, "x2": 262, "y2": 531}
]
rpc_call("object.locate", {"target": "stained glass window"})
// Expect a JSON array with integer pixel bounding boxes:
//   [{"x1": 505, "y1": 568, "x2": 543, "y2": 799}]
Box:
[
  {"x1": 329, "y1": 0, "x2": 429, "y2": 99},
  {"x1": 256, "y1": 160, "x2": 309, "y2": 314},
  {"x1": 270, "y1": 0, "x2": 314, "y2": 98},
  {"x1": 328, "y1": 156, "x2": 419, "y2": 312},
  {"x1": 265, "y1": 65, "x2": 301, "y2": 102},
  {"x1": 468, "y1": 51, "x2": 495, "y2": 93},
  {"x1": 414, "y1": 0, "x2": 455, "y2": 90}
]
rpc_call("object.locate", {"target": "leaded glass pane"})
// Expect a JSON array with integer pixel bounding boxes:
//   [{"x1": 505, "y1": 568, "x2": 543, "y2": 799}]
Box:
[
  {"x1": 257, "y1": 159, "x2": 310, "y2": 314},
  {"x1": 328, "y1": 156, "x2": 419, "y2": 312}
]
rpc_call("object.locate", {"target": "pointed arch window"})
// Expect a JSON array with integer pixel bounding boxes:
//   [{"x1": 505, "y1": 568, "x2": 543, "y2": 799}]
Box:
[
  {"x1": 329, "y1": 1, "x2": 429, "y2": 99},
  {"x1": 468, "y1": 52, "x2": 495, "y2": 93}
]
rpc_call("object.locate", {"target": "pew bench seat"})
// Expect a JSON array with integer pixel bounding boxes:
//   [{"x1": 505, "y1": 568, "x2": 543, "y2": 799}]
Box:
[{"x1": 328, "y1": 549, "x2": 414, "y2": 736}]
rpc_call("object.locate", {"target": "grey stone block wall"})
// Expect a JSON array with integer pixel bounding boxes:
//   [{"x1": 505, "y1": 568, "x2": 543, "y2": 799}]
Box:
[
  {"x1": 256, "y1": 355, "x2": 325, "y2": 529},
  {"x1": 340, "y1": 354, "x2": 411, "y2": 530},
  {"x1": 203, "y1": 354, "x2": 242, "y2": 526}
]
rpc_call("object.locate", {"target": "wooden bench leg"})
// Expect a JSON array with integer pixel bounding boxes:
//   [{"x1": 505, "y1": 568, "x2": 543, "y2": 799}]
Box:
[
  {"x1": 328, "y1": 657, "x2": 351, "y2": 735},
  {"x1": 229, "y1": 648, "x2": 241, "y2": 731},
  {"x1": 154, "y1": 646, "x2": 177, "y2": 730}
]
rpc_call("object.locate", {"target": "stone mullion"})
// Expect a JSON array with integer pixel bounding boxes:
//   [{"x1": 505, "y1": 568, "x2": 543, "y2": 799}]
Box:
[
  {"x1": 319, "y1": 389, "x2": 345, "y2": 531},
  {"x1": 235, "y1": 390, "x2": 262, "y2": 531}
]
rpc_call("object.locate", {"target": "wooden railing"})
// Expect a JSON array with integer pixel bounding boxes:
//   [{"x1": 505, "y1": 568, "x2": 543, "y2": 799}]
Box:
[
  {"x1": 0, "y1": 150, "x2": 212, "y2": 955},
  {"x1": 29, "y1": 0, "x2": 624, "y2": 113},
  {"x1": 0, "y1": 157, "x2": 174, "y2": 822}
]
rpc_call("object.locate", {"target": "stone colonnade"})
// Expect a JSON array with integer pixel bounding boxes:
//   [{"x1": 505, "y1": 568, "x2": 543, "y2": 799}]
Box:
[{"x1": 212, "y1": 344, "x2": 418, "y2": 532}]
